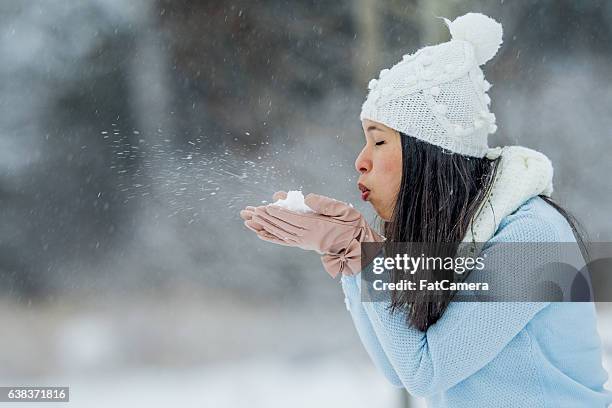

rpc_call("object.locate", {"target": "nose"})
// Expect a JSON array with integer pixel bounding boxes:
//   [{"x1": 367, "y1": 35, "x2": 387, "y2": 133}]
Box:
[{"x1": 354, "y1": 145, "x2": 372, "y2": 174}]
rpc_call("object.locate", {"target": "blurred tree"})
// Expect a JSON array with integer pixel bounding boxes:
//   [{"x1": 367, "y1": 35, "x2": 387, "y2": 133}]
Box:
[
  {"x1": 157, "y1": 0, "x2": 356, "y2": 147},
  {"x1": 352, "y1": 0, "x2": 380, "y2": 86}
]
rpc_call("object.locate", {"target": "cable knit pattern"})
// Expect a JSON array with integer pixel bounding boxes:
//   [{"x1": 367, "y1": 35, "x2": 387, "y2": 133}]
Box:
[
  {"x1": 360, "y1": 13, "x2": 504, "y2": 158},
  {"x1": 462, "y1": 145, "x2": 554, "y2": 245},
  {"x1": 341, "y1": 196, "x2": 612, "y2": 407}
]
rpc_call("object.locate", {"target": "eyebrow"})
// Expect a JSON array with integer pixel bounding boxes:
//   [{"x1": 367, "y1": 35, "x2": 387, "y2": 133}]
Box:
[{"x1": 367, "y1": 125, "x2": 382, "y2": 132}]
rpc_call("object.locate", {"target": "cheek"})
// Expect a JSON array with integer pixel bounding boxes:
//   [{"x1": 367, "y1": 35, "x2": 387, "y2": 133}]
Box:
[{"x1": 379, "y1": 150, "x2": 402, "y2": 181}]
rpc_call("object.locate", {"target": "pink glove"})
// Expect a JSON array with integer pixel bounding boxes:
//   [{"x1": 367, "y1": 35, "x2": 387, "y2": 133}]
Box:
[
  {"x1": 240, "y1": 191, "x2": 385, "y2": 278},
  {"x1": 240, "y1": 192, "x2": 302, "y2": 248}
]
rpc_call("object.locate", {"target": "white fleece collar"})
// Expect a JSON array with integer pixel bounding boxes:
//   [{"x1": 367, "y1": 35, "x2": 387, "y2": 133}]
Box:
[{"x1": 462, "y1": 145, "x2": 554, "y2": 244}]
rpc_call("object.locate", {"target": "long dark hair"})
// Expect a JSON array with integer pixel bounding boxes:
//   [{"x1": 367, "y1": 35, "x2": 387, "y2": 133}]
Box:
[{"x1": 379, "y1": 132, "x2": 590, "y2": 331}]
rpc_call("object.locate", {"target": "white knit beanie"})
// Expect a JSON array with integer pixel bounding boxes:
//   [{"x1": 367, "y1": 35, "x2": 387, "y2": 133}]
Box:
[{"x1": 360, "y1": 12, "x2": 504, "y2": 159}]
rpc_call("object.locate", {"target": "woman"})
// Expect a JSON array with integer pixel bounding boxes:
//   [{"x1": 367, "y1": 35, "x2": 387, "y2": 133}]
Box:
[{"x1": 240, "y1": 12, "x2": 612, "y2": 407}]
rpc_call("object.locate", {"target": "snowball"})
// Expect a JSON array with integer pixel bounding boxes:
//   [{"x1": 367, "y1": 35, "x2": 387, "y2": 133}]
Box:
[{"x1": 271, "y1": 190, "x2": 314, "y2": 213}]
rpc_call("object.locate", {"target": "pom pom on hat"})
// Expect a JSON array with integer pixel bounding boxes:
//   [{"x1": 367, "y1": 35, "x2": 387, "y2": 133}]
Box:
[{"x1": 442, "y1": 12, "x2": 503, "y2": 65}]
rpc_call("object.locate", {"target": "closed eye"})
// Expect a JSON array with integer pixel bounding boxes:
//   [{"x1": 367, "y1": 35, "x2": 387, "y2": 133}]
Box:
[{"x1": 375, "y1": 141, "x2": 385, "y2": 146}]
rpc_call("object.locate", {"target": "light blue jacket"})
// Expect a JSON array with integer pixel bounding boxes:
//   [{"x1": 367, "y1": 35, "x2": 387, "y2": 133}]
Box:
[{"x1": 341, "y1": 196, "x2": 612, "y2": 407}]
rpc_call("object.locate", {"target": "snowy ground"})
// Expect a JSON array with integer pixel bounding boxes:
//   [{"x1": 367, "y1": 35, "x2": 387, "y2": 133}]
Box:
[
  {"x1": 0, "y1": 295, "x2": 609, "y2": 408},
  {"x1": 0, "y1": 359, "x2": 407, "y2": 408},
  {"x1": 597, "y1": 303, "x2": 612, "y2": 392}
]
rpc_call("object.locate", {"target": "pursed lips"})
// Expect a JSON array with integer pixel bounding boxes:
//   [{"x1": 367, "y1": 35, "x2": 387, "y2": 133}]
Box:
[{"x1": 358, "y1": 182, "x2": 371, "y2": 201}]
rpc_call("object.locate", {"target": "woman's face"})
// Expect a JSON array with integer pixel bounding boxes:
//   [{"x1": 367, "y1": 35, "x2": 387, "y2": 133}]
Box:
[{"x1": 355, "y1": 119, "x2": 403, "y2": 221}]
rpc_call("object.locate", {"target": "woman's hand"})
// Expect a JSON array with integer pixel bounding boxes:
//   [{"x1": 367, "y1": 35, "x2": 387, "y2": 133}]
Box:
[
  {"x1": 240, "y1": 191, "x2": 385, "y2": 278},
  {"x1": 240, "y1": 191, "x2": 300, "y2": 248}
]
